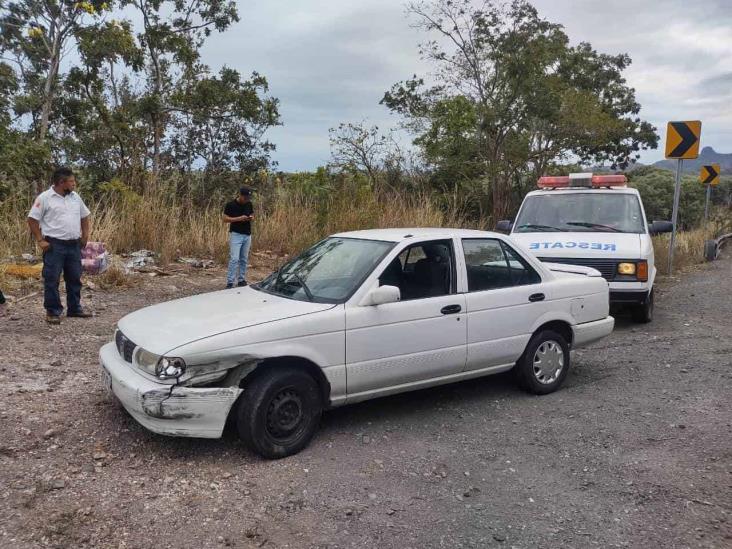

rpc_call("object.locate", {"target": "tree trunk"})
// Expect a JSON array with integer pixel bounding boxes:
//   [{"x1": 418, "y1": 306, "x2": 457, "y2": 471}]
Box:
[
  {"x1": 36, "y1": 37, "x2": 62, "y2": 194},
  {"x1": 491, "y1": 175, "x2": 512, "y2": 224}
]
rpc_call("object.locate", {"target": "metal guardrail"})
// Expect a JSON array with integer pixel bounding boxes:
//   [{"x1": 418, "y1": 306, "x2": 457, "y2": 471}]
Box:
[{"x1": 704, "y1": 232, "x2": 732, "y2": 261}]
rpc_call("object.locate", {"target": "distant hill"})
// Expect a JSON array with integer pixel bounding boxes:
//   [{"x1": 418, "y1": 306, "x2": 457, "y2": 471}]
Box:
[{"x1": 653, "y1": 147, "x2": 732, "y2": 174}]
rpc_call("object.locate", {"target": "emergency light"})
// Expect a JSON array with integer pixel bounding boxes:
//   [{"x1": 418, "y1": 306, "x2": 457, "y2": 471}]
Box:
[{"x1": 537, "y1": 173, "x2": 627, "y2": 189}]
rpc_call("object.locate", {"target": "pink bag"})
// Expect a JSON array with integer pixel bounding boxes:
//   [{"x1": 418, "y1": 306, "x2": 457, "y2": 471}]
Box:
[{"x1": 81, "y1": 242, "x2": 109, "y2": 275}]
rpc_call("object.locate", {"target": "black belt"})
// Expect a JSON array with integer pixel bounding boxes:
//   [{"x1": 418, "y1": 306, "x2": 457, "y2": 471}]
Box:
[{"x1": 45, "y1": 237, "x2": 80, "y2": 245}]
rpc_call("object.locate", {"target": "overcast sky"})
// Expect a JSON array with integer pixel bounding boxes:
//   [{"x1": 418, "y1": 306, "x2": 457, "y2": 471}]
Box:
[{"x1": 201, "y1": 0, "x2": 732, "y2": 171}]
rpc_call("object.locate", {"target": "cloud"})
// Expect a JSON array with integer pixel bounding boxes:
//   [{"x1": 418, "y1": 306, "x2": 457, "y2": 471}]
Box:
[{"x1": 201, "y1": 0, "x2": 732, "y2": 170}]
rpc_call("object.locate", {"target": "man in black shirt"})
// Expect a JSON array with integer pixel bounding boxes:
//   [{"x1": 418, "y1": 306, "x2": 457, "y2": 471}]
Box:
[{"x1": 223, "y1": 187, "x2": 255, "y2": 288}]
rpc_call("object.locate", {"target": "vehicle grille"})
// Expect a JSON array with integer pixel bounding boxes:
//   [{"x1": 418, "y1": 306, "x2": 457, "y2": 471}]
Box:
[
  {"x1": 538, "y1": 257, "x2": 618, "y2": 281},
  {"x1": 115, "y1": 330, "x2": 136, "y2": 363}
]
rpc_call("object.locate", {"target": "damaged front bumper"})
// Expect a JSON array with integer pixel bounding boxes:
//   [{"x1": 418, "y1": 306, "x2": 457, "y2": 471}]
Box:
[{"x1": 99, "y1": 342, "x2": 242, "y2": 438}]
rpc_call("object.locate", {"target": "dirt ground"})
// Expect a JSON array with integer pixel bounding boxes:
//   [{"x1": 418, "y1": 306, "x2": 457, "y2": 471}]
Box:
[{"x1": 0, "y1": 253, "x2": 730, "y2": 549}]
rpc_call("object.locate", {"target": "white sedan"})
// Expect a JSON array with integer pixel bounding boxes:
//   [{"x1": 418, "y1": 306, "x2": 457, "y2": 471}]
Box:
[{"x1": 100, "y1": 228, "x2": 614, "y2": 458}]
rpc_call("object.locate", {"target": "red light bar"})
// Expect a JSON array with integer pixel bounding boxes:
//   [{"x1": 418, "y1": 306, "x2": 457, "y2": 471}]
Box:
[
  {"x1": 537, "y1": 174, "x2": 627, "y2": 188},
  {"x1": 538, "y1": 176, "x2": 570, "y2": 188},
  {"x1": 591, "y1": 175, "x2": 627, "y2": 186}
]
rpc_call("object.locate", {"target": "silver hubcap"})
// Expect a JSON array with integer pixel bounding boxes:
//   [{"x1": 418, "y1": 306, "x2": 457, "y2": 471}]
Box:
[{"x1": 533, "y1": 340, "x2": 564, "y2": 384}]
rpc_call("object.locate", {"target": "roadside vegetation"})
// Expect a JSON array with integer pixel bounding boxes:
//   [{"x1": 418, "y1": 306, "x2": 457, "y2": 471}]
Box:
[{"x1": 0, "y1": 0, "x2": 730, "y2": 281}]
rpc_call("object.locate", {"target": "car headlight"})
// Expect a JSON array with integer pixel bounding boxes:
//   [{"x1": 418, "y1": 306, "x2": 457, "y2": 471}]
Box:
[
  {"x1": 155, "y1": 357, "x2": 186, "y2": 379},
  {"x1": 617, "y1": 262, "x2": 636, "y2": 275},
  {"x1": 135, "y1": 348, "x2": 160, "y2": 376}
]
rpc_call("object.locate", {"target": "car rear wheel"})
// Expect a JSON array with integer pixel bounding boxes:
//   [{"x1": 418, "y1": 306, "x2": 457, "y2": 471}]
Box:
[
  {"x1": 235, "y1": 366, "x2": 322, "y2": 459},
  {"x1": 631, "y1": 289, "x2": 654, "y2": 323},
  {"x1": 515, "y1": 330, "x2": 570, "y2": 395}
]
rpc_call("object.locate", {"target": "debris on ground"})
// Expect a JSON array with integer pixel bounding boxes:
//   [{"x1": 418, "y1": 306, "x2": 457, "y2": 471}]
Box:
[
  {"x1": 178, "y1": 257, "x2": 215, "y2": 269},
  {"x1": 3, "y1": 263, "x2": 43, "y2": 279},
  {"x1": 123, "y1": 250, "x2": 156, "y2": 272}
]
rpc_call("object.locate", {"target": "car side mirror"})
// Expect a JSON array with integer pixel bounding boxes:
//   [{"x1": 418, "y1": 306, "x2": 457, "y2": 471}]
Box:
[
  {"x1": 649, "y1": 220, "x2": 673, "y2": 235},
  {"x1": 496, "y1": 220, "x2": 513, "y2": 233},
  {"x1": 362, "y1": 285, "x2": 401, "y2": 306}
]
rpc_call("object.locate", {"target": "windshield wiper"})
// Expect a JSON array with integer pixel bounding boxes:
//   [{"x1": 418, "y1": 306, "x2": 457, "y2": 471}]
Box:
[
  {"x1": 565, "y1": 222, "x2": 623, "y2": 233},
  {"x1": 516, "y1": 223, "x2": 565, "y2": 232},
  {"x1": 272, "y1": 268, "x2": 314, "y2": 301},
  {"x1": 289, "y1": 272, "x2": 314, "y2": 302}
]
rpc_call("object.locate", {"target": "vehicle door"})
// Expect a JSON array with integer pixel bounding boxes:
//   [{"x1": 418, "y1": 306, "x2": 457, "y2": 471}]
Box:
[
  {"x1": 345, "y1": 239, "x2": 467, "y2": 398},
  {"x1": 461, "y1": 238, "x2": 549, "y2": 371}
]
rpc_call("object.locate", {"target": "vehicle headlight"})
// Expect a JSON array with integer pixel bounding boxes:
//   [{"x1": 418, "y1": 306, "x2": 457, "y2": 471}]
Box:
[
  {"x1": 155, "y1": 357, "x2": 186, "y2": 379},
  {"x1": 135, "y1": 348, "x2": 160, "y2": 376},
  {"x1": 617, "y1": 262, "x2": 636, "y2": 275}
]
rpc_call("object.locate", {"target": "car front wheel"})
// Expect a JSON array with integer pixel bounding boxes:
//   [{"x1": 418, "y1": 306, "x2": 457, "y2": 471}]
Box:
[
  {"x1": 515, "y1": 330, "x2": 570, "y2": 395},
  {"x1": 235, "y1": 366, "x2": 322, "y2": 459}
]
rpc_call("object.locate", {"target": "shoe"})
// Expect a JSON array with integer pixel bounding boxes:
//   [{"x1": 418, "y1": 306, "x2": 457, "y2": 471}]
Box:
[
  {"x1": 46, "y1": 314, "x2": 61, "y2": 325},
  {"x1": 237, "y1": 280, "x2": 248, "y2": 287},
  {"x1": 226, "y1": 283, "x2": 233, "y2": 289},
  {"x1": 67, "y1": 309, "x2": 93, "y2": 318}
]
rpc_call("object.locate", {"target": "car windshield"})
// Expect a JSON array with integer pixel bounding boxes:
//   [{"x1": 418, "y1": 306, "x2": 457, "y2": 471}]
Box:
[
  {"x1": 255, "y1": 237, "x2": 395, "y2": 303},
  {"x1": 514, "y1": 193, "x2": 645, "y2": 234}
]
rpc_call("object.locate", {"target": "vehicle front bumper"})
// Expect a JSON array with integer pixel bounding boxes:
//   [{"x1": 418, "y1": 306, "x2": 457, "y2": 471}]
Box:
[
  {"x1": 99, "y1": 342, "x2": 242, "y2": 438},
  {"x1": 572, "y1": 316, "x2": 614, "y2": 349},
  {"x1": 609, "y1": 289, "x2": 650, "y2": 305}
]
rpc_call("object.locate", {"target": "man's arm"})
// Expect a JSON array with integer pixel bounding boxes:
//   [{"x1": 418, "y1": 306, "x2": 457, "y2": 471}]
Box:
[
  {"x1": 27, "y1": 218, "x2": 50, "y2": 252},
  {"x1": 81, "y1": 216, "x2": 90, "y2": 247},
  {"x1": 223, "y1": 213, "x2": 250, "y2": 223}
]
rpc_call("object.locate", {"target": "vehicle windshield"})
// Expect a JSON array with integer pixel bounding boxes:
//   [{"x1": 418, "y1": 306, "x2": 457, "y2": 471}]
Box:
[
  {"x1": 255, "y1": 237, "x2": 395, "y2": 303},
  {"x1": 514, "y1": 192, "x2": 645, "y2": 234}
]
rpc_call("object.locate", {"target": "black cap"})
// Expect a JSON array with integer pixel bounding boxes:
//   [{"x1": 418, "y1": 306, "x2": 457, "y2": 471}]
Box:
[{"x1": 239, "y1": 187, "x2": 252, "y2": 196}]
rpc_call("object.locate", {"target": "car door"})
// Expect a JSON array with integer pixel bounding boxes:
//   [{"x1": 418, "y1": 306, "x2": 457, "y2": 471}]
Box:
[
  {"x1": 345, "y1": 239, "x2": 467, "y2": 400},
  {"x1": 461, "y1": 238, "x2": 549, "y2": 371}
]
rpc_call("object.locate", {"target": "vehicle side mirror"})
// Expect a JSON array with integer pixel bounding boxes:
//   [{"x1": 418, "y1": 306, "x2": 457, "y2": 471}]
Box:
[
  {"x1": 649, "y1": 220, "x2": 673, "y2": 235},
  {"x1": 496, "y1": 220, "x2": 513, "y2": 233},
  {"x1": 362, "y1": 285, "x2": 401, "y2": 306}
]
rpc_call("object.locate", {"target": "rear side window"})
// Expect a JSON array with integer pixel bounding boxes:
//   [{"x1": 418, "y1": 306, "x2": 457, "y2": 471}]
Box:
[
  {"x1": 462, "y1": 239, "x2": 541, "y2": 292},
  {"x1": 379, "y1": 239, "x2": 455, "y2": 300}
]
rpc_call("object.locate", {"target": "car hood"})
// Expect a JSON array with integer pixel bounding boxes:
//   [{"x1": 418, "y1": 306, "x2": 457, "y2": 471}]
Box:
[
  {"x1": 117, "y1": 286, "x2": 334, "y2": 355},
  {"x1": 542, "y1": 263, "x2": 603, "y2": 277},
  {"x1": 511, "y1": 232, "x2": 642, "y2": 259}
]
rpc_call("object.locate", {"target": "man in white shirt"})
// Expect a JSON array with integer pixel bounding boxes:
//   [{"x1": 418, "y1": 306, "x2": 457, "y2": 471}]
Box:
[{"x1": 27, "y1": 167, "x2": 93, "y2": 324}]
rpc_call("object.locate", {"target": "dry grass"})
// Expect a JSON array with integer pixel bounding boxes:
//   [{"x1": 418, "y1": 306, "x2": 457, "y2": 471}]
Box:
[
  {"x1": 653, "y1": 216, "x2": 731, "y2": 276},
  {"x1": 0, "y1": 186, "x2": 479, "y2": 265},
  {"x1": 1, "y1": 185, "x2": 725, "y2": 284}
]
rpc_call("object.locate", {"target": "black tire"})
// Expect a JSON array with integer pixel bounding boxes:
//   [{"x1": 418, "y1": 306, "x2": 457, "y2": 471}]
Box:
[
  {"x1": 631, "y1": 289, "x2": 654, "y2": 323},
  {"x1": 515, "y1": 330, "x2": 570, "y2": 395},
  {"x1": 235, "y1": 366, "x2": 322, "y2": 459}
]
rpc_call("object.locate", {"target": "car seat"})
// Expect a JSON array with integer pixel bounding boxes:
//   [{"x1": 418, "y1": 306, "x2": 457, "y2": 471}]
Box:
[{"x1": 413, "y1": 244, "x2": 450, "y2": 297}]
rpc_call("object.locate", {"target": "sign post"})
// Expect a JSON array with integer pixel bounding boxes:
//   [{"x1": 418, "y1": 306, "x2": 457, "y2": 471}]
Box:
[
  {"x1": 664, "y1": 121, "x2": 701, "y2": 275},
  {"x1": 699, "y1": 164, "x2": 720, "y2": 226}
]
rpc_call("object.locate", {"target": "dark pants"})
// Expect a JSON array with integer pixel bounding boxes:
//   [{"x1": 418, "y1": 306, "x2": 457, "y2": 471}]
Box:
[{"x1": 42, "y1": 238, "x2": 82, "y2": 316}]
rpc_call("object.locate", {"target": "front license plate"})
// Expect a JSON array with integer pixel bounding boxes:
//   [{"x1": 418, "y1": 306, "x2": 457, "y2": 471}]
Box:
[{"x1": 101, "y1": 365, "x2": 112, "y2": 394}]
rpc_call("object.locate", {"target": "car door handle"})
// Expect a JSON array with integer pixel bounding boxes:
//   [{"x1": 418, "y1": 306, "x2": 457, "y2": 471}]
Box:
[
  {"x1": 441, "y1": 304, "x2": 462, "y2": 315},
  {"x1": 529, "y1": 293, "x2": 545, "y2": 302}
]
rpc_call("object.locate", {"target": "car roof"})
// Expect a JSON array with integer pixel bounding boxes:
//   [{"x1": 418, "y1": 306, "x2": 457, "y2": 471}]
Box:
[
  {"x1": 527, "y1": 187, "x2": 640, "y2": 197},
  {"x1": 331, "y1": 227, "x2": 502, "y2": 242}
]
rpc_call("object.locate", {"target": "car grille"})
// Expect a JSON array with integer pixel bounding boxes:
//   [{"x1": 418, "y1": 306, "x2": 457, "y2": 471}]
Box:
[
  {"x1": 115, "y1": 330, "x2": 136, "y2": 363},
  {"x1": 538, "y1": 257, "x2": 618, "y2": 281}
]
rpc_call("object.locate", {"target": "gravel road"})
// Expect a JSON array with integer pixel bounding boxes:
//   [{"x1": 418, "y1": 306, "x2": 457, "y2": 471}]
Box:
[{"x1": 1, "y1": 254, "x2": 730, "y2": 549}]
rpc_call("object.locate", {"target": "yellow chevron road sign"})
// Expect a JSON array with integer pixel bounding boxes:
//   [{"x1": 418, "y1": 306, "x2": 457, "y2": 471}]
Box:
[
  {"x1": 700, "y1": 164, "x2": 720, "y2": 186},
  {"x1": 665, "y1": 121, "x2": 701, "y2": 159}
]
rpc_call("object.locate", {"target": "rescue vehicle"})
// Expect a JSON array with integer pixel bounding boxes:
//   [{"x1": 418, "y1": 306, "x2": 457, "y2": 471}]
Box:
[{"x1": 497, "y1": 173, "x2": 673, "y2": 323}]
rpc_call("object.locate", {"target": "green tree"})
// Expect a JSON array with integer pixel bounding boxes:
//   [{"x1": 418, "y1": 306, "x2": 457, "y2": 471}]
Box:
[
  {"x1": 0, "y1": 0, "x2": 109, "y2": 144},
  {"x1": 168, "y1": 65, "x2": 280, "y2": 195},
  {"x1": 382, "y1": 0, "x2": 658, "y2": 221},
  {"x1": 628, "y1": 167, "x2": 705, "y2": 229},
  {"x1": 121, "y1": 0, "x2": 238, "y2": 180}
]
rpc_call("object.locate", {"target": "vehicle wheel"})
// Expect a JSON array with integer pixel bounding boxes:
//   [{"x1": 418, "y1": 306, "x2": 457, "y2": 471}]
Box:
[
  {"x1": 515, "y1": 330, "x2": 570, "y2": 395},
  {"x1": 235, "y1": 366, "x2": 322, "y2": 459},
  {"x1": 631, "y1": 289, "x2": 654, "y2": 323}
]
